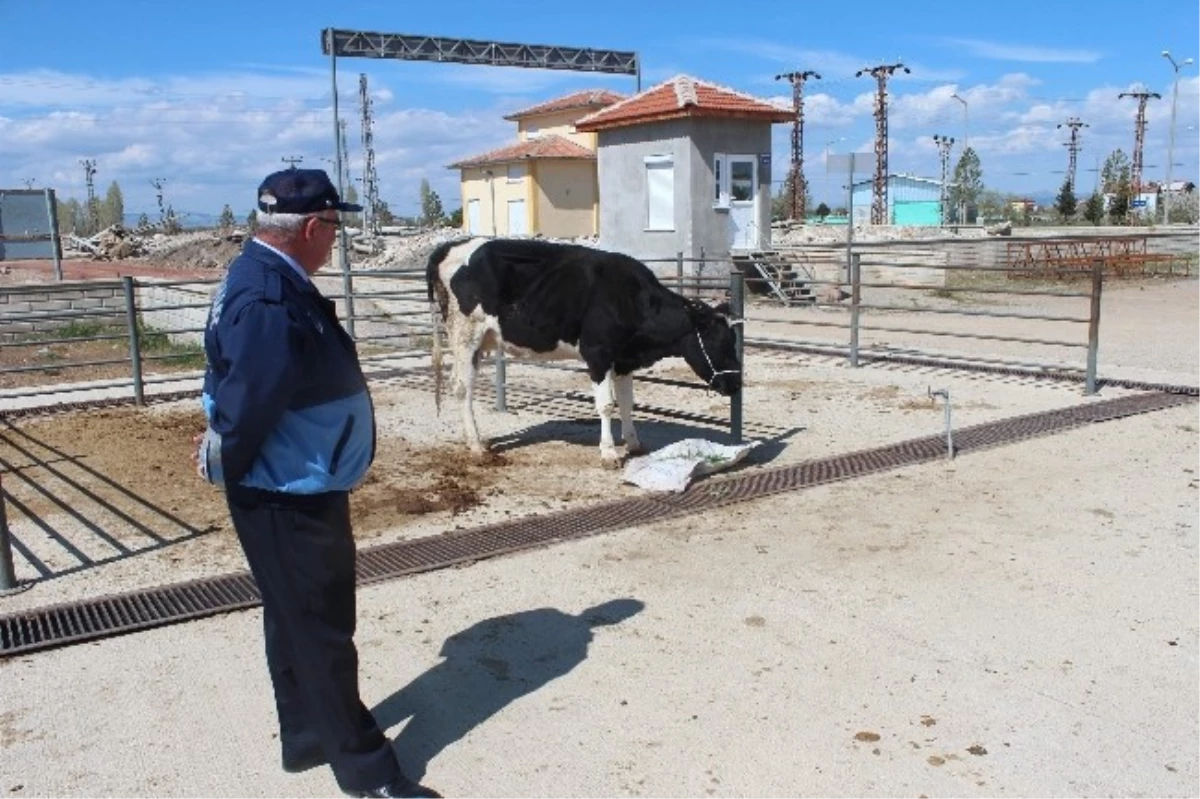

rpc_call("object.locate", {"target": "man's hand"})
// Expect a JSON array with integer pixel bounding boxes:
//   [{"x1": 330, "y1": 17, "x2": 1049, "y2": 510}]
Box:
[{"x1": 191, "y1": 431, "x2": 205, "y2": 479}]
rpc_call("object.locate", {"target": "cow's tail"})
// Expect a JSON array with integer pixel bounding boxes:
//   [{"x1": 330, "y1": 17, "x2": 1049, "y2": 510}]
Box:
[{"x1": 426, "y1": 241, "x2": 455, "y2": 414}]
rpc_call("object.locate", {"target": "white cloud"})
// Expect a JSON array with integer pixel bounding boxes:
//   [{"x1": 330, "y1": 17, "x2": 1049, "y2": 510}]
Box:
[
  {"x1": 938, "y1": 38, "x2": 1102, "y2": 64},
  {"x1": 3, "y1": 62, "x2": 1197, "y2": 216}
]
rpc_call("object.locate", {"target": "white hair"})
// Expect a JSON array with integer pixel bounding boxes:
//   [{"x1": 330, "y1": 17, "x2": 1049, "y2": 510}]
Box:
[{"x1": 256, "y1": 212, "x2": 308, "y2": 239}]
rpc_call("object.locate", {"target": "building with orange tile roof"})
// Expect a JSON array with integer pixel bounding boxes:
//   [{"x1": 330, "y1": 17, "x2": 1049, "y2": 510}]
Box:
[
  {"x1": 575, "y1": 75, "x2": 793, "y2": 263},
  {"x1": 448, "y1": 89, "x2": 624, "y2": 237}
]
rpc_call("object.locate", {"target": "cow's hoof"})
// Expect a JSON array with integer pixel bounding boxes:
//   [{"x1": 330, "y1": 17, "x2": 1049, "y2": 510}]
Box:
[
  {"x1": 600, "y1": 451, "x2": 623, "y2": 470},
  {"x1": 624, "y1": 441, "x2": 646, "y2": 457}
]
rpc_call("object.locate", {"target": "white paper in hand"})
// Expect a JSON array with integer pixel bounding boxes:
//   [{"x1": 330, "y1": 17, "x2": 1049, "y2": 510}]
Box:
[{"x1": 622, "y1": 438, "x2": 757, "y2": 492}]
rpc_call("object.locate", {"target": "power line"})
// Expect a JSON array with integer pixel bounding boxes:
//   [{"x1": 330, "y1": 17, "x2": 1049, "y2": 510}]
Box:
[
  {"x1": 774, "y1": 69, "x2": 821, "y2": 221},
  {"x1": 281, "y1": 155, "x2": 304, "y2": 167},
  {"x1": 855, "y1": 61, "x2": 909, "y2": 225}
]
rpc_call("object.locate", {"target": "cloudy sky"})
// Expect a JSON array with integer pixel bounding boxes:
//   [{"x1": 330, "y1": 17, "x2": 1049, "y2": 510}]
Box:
[{"x1": 2, "y1": 0, "x2": 1197, "y2": 221}]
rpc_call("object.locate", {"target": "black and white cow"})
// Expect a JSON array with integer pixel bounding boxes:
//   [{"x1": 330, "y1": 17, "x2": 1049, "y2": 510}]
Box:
[{"x1": 426, "y1": 237, "x2": 742, "y2": 467}]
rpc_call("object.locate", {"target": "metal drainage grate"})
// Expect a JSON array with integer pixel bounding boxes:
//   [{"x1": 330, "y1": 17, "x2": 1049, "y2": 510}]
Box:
[
  {"x1": 1, "y1": 390, "x2": 1194, "y2": 657},
  {"x1": 0, "y1": 573, "x2": 259, "y2": 655}
]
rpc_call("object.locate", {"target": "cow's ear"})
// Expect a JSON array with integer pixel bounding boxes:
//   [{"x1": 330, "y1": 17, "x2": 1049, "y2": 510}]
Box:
[{"x1": 712, "y1": 301, "x2": 732, "y2": 317}]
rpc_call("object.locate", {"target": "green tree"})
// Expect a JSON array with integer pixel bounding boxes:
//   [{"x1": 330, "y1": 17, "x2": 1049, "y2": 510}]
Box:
[
  {"x1": 136, "y1": 213, "x2": 152, "y2": 232},
  {"x1": 101, "y1": 181, "x2": 124, "y2": 229},
  {"x1": 1054, "y1": 178, "x2": 1077, "y2": 220},
  {"x1": 1108, "y1": 173, "x2": 1131, "y2": 223},
  {"x1": 1083, "y1": 192, "x2": 1105, "y2": 224},
  {"x1": 446, "y1": 207, "x2": 463, "y2": 228},
  {"x1": 219, "y1": 204, "x2": 236, "y2": 229},
  {"x1": 56, "y1": 197, "x2": 84, "y2": 234},
  {"x1": 419, "y1": 179, "x2": 444, "y2": 226},
  {"x1": 976, "y1": 189, "x2": 1008, "y2": 222},
  {"x1": 1101, "y1": 149, "x2": 1130, "y2": 194},
  {"x1": 948, "y1": 147, "x2": 983, "y2": 222},
  {"x1": 814, "y1": 202, "x2": 831, "y2": 220},
  {"x1": 246, "y1": 209, "x2": 258, "y2": 232}
]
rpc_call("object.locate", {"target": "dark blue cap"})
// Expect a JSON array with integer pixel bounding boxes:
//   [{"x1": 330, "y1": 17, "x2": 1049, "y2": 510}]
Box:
[{"x1": 256, "y1": 167, "x2": 362, "y2": 214}]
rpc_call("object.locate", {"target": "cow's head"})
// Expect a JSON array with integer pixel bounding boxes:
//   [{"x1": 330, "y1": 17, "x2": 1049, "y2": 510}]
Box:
[{"x1": 681, "y1": 300, "x2": 742, "y2": 396}]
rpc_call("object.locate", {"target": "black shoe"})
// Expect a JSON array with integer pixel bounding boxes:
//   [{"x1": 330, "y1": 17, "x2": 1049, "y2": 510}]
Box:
[
  {"x1": 281, "y1": 743, "x2": 328, "y2": 774},
  {"x1": 348, "y1": 774, "x2": 442, "y2": 798}
]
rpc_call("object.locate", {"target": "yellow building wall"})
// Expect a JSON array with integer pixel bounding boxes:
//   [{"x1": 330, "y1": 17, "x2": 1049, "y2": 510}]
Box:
[
  {"x1": 534, "y1": 161, "x2": 599, "y2": 238},
  {"x1": 457, "y1": 166, "x2": 532, "y2": 236},
  {"x1": 518, "y1": 111, "x2": 599, "y2": 151}
]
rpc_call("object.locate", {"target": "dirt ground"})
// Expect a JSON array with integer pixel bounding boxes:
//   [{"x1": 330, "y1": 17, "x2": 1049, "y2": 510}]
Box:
[{"x1": 0, "y1": 261, "x2": 1196, "y2": 797}]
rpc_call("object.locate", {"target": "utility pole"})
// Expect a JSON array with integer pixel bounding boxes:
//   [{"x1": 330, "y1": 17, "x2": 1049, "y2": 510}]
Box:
[
  {"x1": 150, "y1": 178, "x2": 167, "y2": 223},
  {"x1": 358, "y1": 73, "x2": 381, "y2": 236},
  {"x1": 856, "y1": 62, "x2": 909, "y2": 225},
  {"x1": 80, "y1": 159, "x2": 98, "y2": 235},
  {"x1": 933, "y1": 134, "x2": 955, "y2": 226},
  {"x1": 774, "y1": 69, "x2": 821, "y2": 222},
  {"x1": 1117, "y1": 89, "x2": 1161, "y2": 198},
  {"x1": 281, "y1": 155, "x2": 304, "y2": 167},
  {"x1": 1057, "y1": 117, "x2": 1089, "y2": 193},
  {"x1": 21, "y1": 179, "x2": 35, "y2": 189}
]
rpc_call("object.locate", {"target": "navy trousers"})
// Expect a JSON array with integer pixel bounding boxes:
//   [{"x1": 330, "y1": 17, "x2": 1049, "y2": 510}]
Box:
[{"x1": 226, "y1": 486, "x2": 399, "y2": 792}]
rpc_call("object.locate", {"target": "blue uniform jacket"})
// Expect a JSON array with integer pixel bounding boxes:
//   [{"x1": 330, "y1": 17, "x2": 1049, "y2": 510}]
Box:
[{"x1": 199, "y1": 239, "x2": 375, "y2": 494}]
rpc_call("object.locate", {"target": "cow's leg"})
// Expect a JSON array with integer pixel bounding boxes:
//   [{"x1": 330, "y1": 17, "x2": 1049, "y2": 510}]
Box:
[
  {"x1": 592, "y1": 370, "x2": 622, "y2": 468},
  {"x1": 456, "y1": 319, "x2": 489, "y2": 454},
  {"x1": 614, "y1": 372, "x2": 643, "y2": 456}
]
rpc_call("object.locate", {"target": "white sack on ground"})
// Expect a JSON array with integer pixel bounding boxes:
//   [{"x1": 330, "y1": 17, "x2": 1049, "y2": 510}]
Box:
[{"x1": 622, "y1": 439, "x2": 757, "y2": 493}]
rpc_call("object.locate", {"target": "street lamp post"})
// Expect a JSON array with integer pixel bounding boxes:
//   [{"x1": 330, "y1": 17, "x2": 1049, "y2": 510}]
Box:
[
  {"x1": 1162, "y1": 50, "x2": 1194, "y2": 225},
  {"x1": 951, "y1": 93, "x2": 969, "y2": 222}
]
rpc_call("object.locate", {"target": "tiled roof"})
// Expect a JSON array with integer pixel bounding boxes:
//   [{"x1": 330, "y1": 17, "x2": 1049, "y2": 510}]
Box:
[
  {"x1": 448, "y1": 134, "x2": 596, "y2": 169},
  {"x1": 503, "y1": 89, "x2": 626, "y2": 120},
  {"x1": 575, "y1": 75, "x2": 794, "y2": 131}
]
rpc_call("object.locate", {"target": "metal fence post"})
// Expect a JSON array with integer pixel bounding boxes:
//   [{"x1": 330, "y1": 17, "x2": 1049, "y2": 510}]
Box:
[
  {"x1": 122, "y1": 276, "x2": 145, "y2": 405},
  {"x1": 1086, "y1": 257, "x2": 1103, "y2": 395},
  {"x1": 698, "y1": 248, "x2": 705, "y2": 298},
  {"x1": 339, "y1": 239, "x2": 356, "y2": 339},
  {"x1": 0, "y1": 475, "x2": 17, "y2": 592},
  {"x1": 729, "y1": 271, "x2": 745, "y2": 444},
  {"x1": 676, "y1": 251, "x2": 684, "y2": 292},
  {"x1": 849, "y1": 252, "x2": 862, "y2": 368},
  {"x1": 45, "y1": 188, "x2": 63, "y2": 282},
  {"x1": 493, "y1": 348, "x2": 507, "y2": 412}
]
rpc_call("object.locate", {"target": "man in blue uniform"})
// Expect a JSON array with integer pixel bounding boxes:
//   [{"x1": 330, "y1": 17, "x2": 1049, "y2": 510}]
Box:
[{"x1": 197, "y1": 168, "x2": 439, "y2": 799}]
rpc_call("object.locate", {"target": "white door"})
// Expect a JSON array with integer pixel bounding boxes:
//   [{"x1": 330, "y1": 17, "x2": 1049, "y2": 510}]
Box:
[
  {"x1": 507, "y1": 199, "x2": 527, "y2": 236},
  {"x1": 466, "y1": 199, "x2": 481, "y2": 234},
  {"x1": 728, "y1": 155, "x2": 757, "y2": 250}
]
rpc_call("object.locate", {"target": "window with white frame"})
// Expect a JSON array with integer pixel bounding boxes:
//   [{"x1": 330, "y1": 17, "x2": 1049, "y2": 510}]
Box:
[
  {"x1": 506, "y1": 163, "x2": 526, "y2": 183},
  {"x1": 645, "y1": 155, "x2": 674, "y2": 231}
]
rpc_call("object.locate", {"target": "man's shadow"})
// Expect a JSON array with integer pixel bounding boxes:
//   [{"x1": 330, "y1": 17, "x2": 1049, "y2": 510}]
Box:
[{"x1": 371, "y1": 598, "x2": 645, "y2": 780}]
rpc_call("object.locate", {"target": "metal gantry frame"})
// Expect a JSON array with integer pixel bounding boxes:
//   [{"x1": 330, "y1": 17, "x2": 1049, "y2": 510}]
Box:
[{"x1": 320, "y1": 27, "x2": 640, "y2": 338}]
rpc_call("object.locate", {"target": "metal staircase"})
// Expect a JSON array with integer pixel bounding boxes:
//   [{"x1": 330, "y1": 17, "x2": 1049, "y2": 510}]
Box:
[{"x1": 732, "y1": 250, "x2": 816, "y2": 305}]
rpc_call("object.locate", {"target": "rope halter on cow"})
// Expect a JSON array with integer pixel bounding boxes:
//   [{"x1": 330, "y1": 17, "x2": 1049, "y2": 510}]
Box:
[{"x1": 685, "y1": 298, "x2": 744, "y2": 389}]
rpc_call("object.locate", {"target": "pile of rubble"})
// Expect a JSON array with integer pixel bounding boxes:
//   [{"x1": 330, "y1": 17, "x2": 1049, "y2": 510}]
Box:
[
  {"x1": 771, "y1": 220, "x2": 989, "y2": 246},
  {"x1": 65, "y1": 225, "x2": 148, "y2": 260}
]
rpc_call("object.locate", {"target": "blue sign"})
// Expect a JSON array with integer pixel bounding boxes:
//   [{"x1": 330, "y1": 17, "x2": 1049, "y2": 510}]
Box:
[{"x1": 1131, "y1": 199, "x2": 1147, "y2": 208}]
